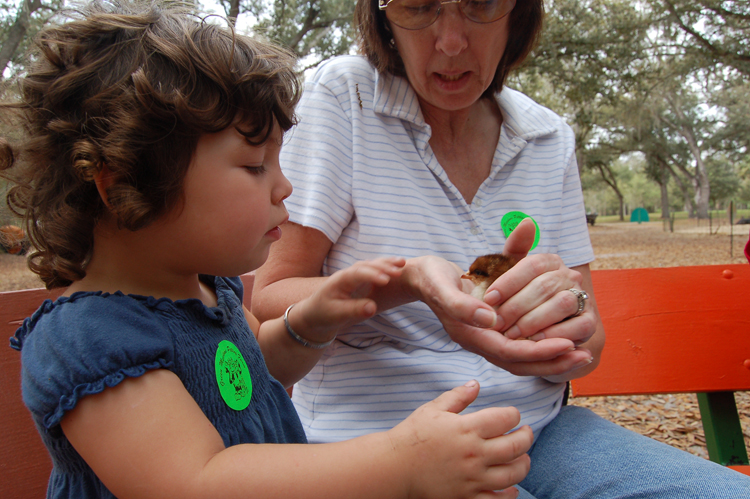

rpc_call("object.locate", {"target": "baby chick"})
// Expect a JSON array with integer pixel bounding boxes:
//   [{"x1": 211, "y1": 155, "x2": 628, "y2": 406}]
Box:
[{"x1": 462, "y1": 254, "x2": 517, "y2": 300}]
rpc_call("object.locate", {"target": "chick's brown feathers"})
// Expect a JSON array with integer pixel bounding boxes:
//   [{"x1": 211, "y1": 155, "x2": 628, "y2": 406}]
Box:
[{"x1": 462, "y1": 254, "x2": 517, "y2": 299}]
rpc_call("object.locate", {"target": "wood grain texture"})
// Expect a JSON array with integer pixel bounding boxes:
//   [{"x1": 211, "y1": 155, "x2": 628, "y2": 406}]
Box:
[{"x1": 572, "y1": 264, "x2": 750, "y2": 396}]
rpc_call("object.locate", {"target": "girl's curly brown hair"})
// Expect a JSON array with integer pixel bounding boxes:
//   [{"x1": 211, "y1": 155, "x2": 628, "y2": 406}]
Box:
[{"x1": 0, "y1": 0, "x2": 300, "y2": 289}]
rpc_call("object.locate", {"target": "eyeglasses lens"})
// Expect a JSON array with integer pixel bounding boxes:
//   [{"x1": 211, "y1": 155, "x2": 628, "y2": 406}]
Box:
[{"x1": 385, "y1": 0, "x2": 516, "y2": 30}]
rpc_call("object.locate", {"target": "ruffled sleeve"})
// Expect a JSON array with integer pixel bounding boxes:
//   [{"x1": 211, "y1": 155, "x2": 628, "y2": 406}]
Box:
[
  {"x1": 14, "y1": 293, "x2": 175, "y2": 429},
  {"x1": 219, "y1": 276, "x2": 244, "y2": 305}
]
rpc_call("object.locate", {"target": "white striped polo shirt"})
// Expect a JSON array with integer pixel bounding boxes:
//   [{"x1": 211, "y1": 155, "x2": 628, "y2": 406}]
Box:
[{"x1": 280, "y1": 55, "x2": 595, "y2": 443}]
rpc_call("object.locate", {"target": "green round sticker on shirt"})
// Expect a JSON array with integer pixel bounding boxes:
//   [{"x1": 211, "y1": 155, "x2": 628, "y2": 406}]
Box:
[
  {"x1": 215, "y1": 340, "x2": 252, "y2": 411},
  {"x1": 501, "y1": 211, "x2": 540, "y2": 251}
]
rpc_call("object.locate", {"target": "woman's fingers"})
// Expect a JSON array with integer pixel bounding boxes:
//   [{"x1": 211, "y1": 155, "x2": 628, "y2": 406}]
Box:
[
  {"x1": 483, "y1": 253, "x2": 567, "y2": 308},
  {"x1": 495, "y1": 348, "x2": 594, "y2": 378},
  {"x1": 501, "y1": 217, "x2": 536, "y2": 261},
  {"x1": 409, "y1": 256, "x2": 500, "y2": 328},
  {"x1": 462, "y1": 326, "x2": 574, "y2": 361},
  {"x1": 503, "y1": 289, "x2": 595, "y2": 341},
  {"x1": 526, "y1": 311, "x2": 597, "y2": 344}
]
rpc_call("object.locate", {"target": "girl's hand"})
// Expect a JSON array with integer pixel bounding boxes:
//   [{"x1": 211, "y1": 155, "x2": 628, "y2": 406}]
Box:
[
  {"x1": 388, "y1": 380, "x2": 532, "y2": 499},
  {"x1": 288, "y1": 257, "x2": 406, "y2": 345}
]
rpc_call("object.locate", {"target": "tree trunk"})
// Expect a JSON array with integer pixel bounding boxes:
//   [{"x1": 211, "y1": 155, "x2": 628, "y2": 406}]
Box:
[
  {"x1": 667, "y1": 98, "x2": 711, "y2": 219},
  {"x1": 0, "y1": 0, "x2": 42, "y2": 80},
  {"x1": 665, "y1": 160, "x2": 694, "y2": 217},
  {"x1": 655, "y1": 157, "x2": 671, "y2": 220},
  {"x1": 227, "y1": 0, "x2": 240, "y2": 25},
  {"x1": 682, "y1": 130, "x2": 710, "y2": 219},
  {"x1": 659, "y1": 179, "x2": 670, "y2": 220},
  {"x1": 595, "y1": 163, "x2": 625, "y2": 221}
]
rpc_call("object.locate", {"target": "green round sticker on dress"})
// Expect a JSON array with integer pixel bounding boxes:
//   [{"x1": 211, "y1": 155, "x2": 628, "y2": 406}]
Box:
[
  {"x1": 215, "y1": 340, "x2": 252, "y2": 411},
  {"x1": 501, "y1": 211, "x2": 540, "y2": 251}
]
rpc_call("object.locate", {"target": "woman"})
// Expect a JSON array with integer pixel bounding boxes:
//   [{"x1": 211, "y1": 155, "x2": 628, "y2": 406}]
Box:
[{"x1": 254, "y1": 0, "x2": 750, "y2": 496}]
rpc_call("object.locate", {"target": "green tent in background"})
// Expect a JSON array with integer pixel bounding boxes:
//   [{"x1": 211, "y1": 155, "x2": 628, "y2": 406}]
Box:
[{"x1": 630, "y1": 207, "x2": 650, "y2": 223}]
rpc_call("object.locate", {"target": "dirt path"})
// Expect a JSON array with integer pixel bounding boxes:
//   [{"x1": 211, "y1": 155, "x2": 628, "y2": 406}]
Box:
[{"x1": 2, "y1": 218, "x2": 749, "y2": 460}]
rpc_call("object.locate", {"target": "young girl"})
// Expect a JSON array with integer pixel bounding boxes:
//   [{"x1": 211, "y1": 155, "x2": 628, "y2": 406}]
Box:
[{"x1": 1, "y1": 2, "x2": 533, "y2": 498}]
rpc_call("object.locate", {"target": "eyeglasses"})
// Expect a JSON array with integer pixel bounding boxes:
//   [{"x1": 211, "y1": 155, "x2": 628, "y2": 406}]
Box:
[{"x1": 379, "y1": 0, "x2": 516, "y2": 31}]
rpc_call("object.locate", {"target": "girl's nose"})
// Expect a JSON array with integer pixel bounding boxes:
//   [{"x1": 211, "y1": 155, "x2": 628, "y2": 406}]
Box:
[
  {"x1": 273, "y1": 171, "x2": 293, "y2": 204},
  {"x1": 433, "y1": 5, "x2": 468, "y2": 57}
]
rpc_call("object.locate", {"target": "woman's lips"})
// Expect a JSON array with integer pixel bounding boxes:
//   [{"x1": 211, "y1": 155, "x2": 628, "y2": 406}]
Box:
[
  {"x1": 439, "y1": 72, "x2": 466, "y2": 81},
  {"x1": 434, "y1": 71, "x2": 470, "y2": 89}
]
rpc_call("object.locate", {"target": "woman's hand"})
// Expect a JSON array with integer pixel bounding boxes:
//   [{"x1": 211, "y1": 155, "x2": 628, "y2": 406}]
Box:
[
  {"x1": 388, "y1": 380, "x2": 532, "y2": 499},
  {"x1": 401, "y1": 219, "x2": 603, "y2": 381},
  {"x1": 481, "y1": 219, "x2": 595, "y2": 344}
]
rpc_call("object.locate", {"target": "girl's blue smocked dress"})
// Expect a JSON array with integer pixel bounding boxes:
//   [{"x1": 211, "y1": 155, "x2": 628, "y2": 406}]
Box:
[{"x1": 10, "y1": 276, "x2": 306, "y2": 499}]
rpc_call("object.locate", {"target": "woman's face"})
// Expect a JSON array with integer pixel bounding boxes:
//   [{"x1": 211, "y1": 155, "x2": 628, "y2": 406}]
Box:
[{"x1": 389, "y1": 3, "x2": 510, "y2": 113}]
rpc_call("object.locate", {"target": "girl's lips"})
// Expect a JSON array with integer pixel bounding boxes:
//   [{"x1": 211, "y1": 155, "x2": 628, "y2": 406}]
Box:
[{"x1": 265, "y1": 226, "x2": 282, "y2": 241}]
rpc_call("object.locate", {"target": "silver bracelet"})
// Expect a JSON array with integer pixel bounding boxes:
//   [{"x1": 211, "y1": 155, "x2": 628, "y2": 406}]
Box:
[{"x1": 283, "y1": 304, "x2": 335, "y2": 350}]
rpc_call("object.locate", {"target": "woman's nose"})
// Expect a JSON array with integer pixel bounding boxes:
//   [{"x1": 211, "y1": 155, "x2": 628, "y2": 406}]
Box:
[{"x1": 433, "y1": 5, "x2": 468, "y2": 56}]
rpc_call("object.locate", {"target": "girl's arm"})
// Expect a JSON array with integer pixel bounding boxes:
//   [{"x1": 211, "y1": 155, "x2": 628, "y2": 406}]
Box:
[
  {"x1": 250, "y1": 256, "x2": 406, "y2": 387},
  {"x1": 60, "y1": 370, "x2": 532, "y2": 499}
]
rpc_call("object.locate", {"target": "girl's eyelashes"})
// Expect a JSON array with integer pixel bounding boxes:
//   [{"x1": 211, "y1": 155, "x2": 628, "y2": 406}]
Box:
[{"x1": 244, "y1": 165, "x2": 267, "y2": 175}]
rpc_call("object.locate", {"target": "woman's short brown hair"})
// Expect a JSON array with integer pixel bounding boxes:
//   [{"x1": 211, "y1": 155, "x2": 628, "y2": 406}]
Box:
[
  {"x1": 1, "y1": 0, "x2": 300, "y2": 288},
  {"x1": 354, "y1": 0, "x2": 544, "y2": 95}
]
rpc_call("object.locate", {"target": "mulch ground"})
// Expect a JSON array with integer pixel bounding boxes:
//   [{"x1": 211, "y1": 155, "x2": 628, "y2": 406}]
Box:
[
  {"x1": 574, "y1": 218, "x2": 750, "y2": 460},
  {"x1": 2, "y1": 218, "x2": 749, "y2": 460}
]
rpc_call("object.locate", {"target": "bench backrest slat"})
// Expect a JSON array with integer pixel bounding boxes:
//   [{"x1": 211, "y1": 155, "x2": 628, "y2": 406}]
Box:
[
  {"x1": 572, "y1": 264, "x2": 750, "y2": 397},
  {"x1": 1, "y1": 288, "x2": 62, "y2": 499}
]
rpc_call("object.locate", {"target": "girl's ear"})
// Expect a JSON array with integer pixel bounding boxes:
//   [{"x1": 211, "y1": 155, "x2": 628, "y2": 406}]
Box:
[{"x1": 93, "y1": 164, "x2": 115, "y2": 210}]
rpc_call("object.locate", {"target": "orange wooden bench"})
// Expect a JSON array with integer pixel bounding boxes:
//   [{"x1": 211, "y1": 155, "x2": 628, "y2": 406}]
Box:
[
  {"x1": 572, "y1": 263, "x2": 750, "y2": 476},
  {"x1": 2, "y1": 286, "x2": 62, "y2": 499},
  {"x1": 3, "y1": 266, "x2": 749, "y2": 496}
]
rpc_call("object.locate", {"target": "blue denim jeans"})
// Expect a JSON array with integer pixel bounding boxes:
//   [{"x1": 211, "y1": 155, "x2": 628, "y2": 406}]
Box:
[{"x1": 515, "y1": 406, "x2": 750, "y2": 498}]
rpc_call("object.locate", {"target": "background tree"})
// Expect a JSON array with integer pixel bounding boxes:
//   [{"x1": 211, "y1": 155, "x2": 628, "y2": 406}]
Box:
[
  {"x1": 515, "y1": 0, "x2": 749, "y2": 219},
  {"x1": 0, "y1": 0, "x2": 63, "y2": 81},
  {"x1": 653, "y1": 0, "x2": 750, "y2": 75},
  {"x1": 215, "y1": 0, "x2": 355, "y2": 69},
  {"x1": 513, "y1": 0, "x2": 651, "y2": 219}
]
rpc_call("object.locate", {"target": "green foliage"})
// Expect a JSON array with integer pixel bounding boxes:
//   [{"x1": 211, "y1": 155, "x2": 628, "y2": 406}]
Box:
[
  {"x1": 707, "y1": 154, "x2": 741, "y2": 205},
  {"x1": 217, "y1": 0, "x2": 355, "y2": 69},
  {"x1": 652, "y1": 0, "x2": 750, "y2": 75},
  {"x1": 0, "y1": 0, "x2": 64, "y2": 81},
  {"x1": 514, "y1": 0, "x2": 749, "y2": 220}
]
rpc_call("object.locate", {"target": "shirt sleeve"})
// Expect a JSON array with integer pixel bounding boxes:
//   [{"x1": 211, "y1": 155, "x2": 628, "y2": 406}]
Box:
[
  {"x1": 556, "y1": 147, "x2": 596, "y2": 268},
  {"x1": 14, "y1": 294, "x2": 175, "y2": 429},
  {"x1": 281, "y1": 72, "x2": 355, "y2": 243}
]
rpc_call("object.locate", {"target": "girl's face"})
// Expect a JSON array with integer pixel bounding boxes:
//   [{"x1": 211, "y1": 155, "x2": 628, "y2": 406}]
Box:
[
  {"x1": 153, "y1": 124, "x2": 292, "y2": 278},
  {"x1": 390, "y1": 4, "x2": 510, "y2": 114}
]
